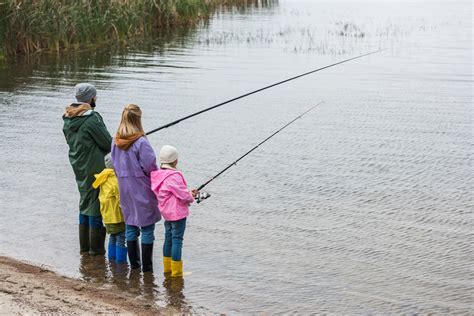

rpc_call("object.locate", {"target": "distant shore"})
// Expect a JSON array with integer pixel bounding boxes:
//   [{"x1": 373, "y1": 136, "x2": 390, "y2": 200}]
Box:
[
  {"x1": 0, "y1": 0, "x2": 275, "y2": 58},
  {"x1": 0, "y1": 255, "x2": 168, "y2": 314}
]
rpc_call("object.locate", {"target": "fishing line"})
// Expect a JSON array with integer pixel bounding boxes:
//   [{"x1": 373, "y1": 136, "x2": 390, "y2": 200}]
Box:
[
  {"x1": 145, "y1": 49, "x2": 385, "y2": 136},
  {"x1": 195, "y1": 101, "x2": 323, "y2": 203}
]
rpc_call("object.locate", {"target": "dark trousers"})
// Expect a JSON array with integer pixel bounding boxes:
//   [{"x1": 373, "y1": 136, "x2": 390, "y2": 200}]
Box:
[{"x1": 79, "y1": 214, "x2": 103, "y2": 228}]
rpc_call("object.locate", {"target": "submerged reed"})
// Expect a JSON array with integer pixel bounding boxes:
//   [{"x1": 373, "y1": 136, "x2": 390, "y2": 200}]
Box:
[{"x1": 0, "y1": 0, "x2": 274, "y2": 57}]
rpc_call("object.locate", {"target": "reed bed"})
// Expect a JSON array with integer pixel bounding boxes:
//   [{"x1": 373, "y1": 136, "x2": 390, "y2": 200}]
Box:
[{"x1": 0, "y1": 0, "x2": 273, "y2": 57}]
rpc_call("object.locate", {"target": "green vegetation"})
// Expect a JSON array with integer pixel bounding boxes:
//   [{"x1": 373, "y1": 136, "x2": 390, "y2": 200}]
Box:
[{"x1": 0, "y1": 0, "x2": 271, "y2": 57}]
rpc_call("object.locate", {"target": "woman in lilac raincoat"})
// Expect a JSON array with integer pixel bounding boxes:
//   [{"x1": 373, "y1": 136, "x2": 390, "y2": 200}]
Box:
[{"x1": 111, "y1": 104, "x2": 160, "y2": 272}]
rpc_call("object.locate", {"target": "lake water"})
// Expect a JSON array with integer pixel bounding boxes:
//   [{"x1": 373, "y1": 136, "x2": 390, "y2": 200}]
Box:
[{"x1": 0, "y1": 0, "x2": 472, "y2": 313}]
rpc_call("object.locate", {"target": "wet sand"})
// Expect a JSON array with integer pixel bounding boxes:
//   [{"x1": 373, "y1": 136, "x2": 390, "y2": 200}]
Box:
[{"x1": 0, "y1": 256, "x2": 171, "y2": 315}]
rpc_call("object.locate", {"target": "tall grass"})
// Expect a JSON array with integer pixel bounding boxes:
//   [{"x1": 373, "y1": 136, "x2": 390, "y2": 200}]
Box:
[{"x1": 0, "y1": 0, "x2": 270, "y2": 57}]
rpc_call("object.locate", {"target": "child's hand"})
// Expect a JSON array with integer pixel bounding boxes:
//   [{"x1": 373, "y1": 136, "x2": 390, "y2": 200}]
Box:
[{"x1": 191, "y1": 189, "x2": 199, "y2": 198}]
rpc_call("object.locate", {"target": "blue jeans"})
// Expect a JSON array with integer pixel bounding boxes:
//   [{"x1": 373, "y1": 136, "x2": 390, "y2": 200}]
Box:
[
  {"x1": 79, "y1": 214, "x2": 103, "y2": 229},
  {"x1": 163, "y1": 218, "x2": 187, "y2": 261},
  {"x1": 126, "y1": 224, "x2": 155, "y2": 244},
  {"x1": 109, "y1": 232, "x2": 126, "y2": 248}
]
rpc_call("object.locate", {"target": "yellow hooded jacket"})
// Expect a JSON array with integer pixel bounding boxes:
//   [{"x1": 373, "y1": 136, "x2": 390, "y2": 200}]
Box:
[{"x1": 92, "y1": 169, "x2": 124, "y2": 224}]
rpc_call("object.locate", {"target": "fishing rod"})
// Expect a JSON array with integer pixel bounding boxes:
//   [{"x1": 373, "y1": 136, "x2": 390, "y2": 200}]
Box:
[
  {"x1": 195, "y1": 101, "x2": 323, "y2": 203},
  {"x1": 145, "y1": 48, "x2": 385, "y2": 136}
]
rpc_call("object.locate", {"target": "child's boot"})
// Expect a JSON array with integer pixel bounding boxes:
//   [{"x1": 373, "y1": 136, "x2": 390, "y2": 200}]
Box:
[
  {"x1": 127, "y1": 240, "x2": 141, "y2": 269},
  {"x1": 141, "y1": 243, "x2": 154, "y2": 273},
  {"x1": 89, "y1": 227, "x2": 104, "y2": 256},
  {"x1": 79, "y1": 224, "x2": 89, "y2": 253},
  {"x1": 116, "y1": 245, "x2": 128, "y2": 264},
  {"x1": 171, "y1": 260, "x2": 183, "y2": 277},
  {"x1": 163, "y1": 256, "x2": 171, "y2": 274},
  {"x1": 107, "y1": 240, "x2": 116, "y2": 262}
]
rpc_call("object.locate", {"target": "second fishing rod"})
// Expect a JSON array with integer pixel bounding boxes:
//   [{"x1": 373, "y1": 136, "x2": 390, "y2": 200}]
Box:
[
  {"x1": 145, "y1": 49, "x2": 385, "y2": 135},
  {"x1": 194, "y1": 101, "x2": 323, "y2": 203}
]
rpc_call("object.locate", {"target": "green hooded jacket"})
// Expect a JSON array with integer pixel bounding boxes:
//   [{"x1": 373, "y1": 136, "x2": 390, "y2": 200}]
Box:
[{"x1": 63, "y1": 108, "x2": 112, "y2": 216}]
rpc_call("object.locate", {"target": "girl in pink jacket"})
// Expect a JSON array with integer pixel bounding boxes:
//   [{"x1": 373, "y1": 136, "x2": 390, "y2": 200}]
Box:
[{"x1": 150, "y1": 145, "x2": 198, "y2": 277}]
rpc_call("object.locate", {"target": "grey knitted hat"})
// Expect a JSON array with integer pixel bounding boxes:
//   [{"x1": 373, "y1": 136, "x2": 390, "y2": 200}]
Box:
[
  {"x1": 75, "y1": 83, "x2": 97, "y2": 103},
  {"x1": 104, "y1": 154, "x2": 114, "y2": 169}
]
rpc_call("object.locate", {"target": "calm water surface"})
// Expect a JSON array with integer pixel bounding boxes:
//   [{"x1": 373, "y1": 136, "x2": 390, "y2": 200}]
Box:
[{"x1": 0, "y1": 0, "x2": 472, "y2": 313}]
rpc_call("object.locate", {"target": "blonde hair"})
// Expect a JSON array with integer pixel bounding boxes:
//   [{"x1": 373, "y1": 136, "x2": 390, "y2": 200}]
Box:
[{"x1": 116, "y1": 104, "x2": 145, "y2": 138}]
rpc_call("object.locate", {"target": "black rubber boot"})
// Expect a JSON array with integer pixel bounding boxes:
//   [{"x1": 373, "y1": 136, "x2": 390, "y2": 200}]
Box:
[
  {"x1": 79, "y1": 224, "x2": 89, "y2": 253},
  {"x1": 100, "y1": 226, "x2": 106, "y2": 255},
  {"x1": 127, "y1": 240, "x2": 141, "y2": 269},
  {"x1": 141, "y1": 243, "x2": 154, "y2": 273},
  {"x1": 89, "y1": 227, "x2": 104, "y2": 256}
]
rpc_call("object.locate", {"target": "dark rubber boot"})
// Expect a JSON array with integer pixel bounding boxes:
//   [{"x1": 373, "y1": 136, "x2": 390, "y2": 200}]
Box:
[
  {"x1": 79, "y1": 224, "x2": 89, "y2": 253},
  {"x1": 127, "y1": 240, "x2": 141, "y2": 269},
  {"x1": 100, "y1": 226, "x2": 106, "y2": 255},
  {"x1": 141, "y1": 243, "x2": 154, "y2": 273},
  {"x1": 89, "y1": 227, "x2": 104, "y2": 256}
]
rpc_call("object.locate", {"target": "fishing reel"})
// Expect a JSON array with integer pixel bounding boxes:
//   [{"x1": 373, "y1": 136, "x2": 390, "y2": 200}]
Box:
[{"x1": 195, "y1": 191, "x2": 211, "y2": 204}]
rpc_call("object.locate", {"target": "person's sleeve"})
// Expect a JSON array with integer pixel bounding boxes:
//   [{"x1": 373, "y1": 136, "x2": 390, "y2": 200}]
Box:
[
  {"x1": 167, "y1": 174, "x2": 195, "y2": 204},
  {"x1": 138, "y1": 139, "x2": 158, "y2": 176},
  {"x1": 87, "y1": 112, "x2": 112, "y2": 153}
]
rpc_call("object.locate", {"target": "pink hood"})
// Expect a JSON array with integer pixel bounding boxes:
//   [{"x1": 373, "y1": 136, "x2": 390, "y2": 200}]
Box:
[{"x1": 150, "y1": 169, "x2": 194, "y2": 221}]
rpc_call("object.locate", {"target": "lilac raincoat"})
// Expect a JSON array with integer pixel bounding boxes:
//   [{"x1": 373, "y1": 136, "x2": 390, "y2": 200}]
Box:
[{"x1": 111, "y1": 136, "x2": 161, "y2": 227}]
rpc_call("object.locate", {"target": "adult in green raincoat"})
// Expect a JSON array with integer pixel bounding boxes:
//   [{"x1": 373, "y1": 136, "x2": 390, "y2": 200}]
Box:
[{"x1": 63, "y1": 83, "x2": 112, "y2": 255}]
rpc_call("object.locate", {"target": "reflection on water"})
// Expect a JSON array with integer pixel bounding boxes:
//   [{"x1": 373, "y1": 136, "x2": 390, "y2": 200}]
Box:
[
  {"x1": 79, "y1": 254, "x2": 189, "y2": 312},
  {"x1": 79, "y1": 255, "x2": 108, "y2": 283},
  {"x1": 0, "y1": 1, "x2": 278, "y2": 92},
  {"x1": 0, "y1": 26, "x2": 197, "y2": 92},
  {"x1": 0, "y1": 0, "x2": 472, "y2": 314},
  {"x1": 163, "y1": 276, "x2": 188, "y2": 312}
]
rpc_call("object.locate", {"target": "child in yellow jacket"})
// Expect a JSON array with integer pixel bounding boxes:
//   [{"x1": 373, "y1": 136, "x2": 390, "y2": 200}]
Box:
[{"x1": 92, "y1": 154, "x2": 127, "y2": 263}]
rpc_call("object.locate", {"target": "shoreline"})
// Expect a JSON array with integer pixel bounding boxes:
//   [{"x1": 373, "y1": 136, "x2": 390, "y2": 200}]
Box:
[{"x1": 0, "y1": 255, "x2": 173, "y2": 314}]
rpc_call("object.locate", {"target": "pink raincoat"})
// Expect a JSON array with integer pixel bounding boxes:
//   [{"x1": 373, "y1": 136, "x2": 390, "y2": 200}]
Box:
[{"x1": 150, "y1": 169, "x2": 194, "y2": 221}]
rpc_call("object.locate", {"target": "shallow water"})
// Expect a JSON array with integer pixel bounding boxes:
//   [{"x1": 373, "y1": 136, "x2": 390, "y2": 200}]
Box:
[{"x1": 0, "y1": 0, "x2": 472, "y2": 313}]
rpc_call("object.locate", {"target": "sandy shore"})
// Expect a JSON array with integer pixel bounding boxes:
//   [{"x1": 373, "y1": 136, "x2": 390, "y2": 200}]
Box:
[{"x1": 0, "y1": 256, "x2": 171, "y2": 315}]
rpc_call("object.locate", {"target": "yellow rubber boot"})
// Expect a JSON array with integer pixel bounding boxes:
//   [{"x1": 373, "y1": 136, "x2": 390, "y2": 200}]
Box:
[
  {"x1": 163, "y1": 256, "x2": 172, "y2": 274},
  {"x1": 171, "y1": 260, "x2": 183, "y2": 277}
]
